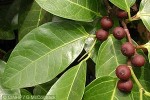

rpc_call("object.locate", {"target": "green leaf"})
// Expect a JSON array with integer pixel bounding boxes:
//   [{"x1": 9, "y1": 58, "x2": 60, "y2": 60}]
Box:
[
  {"x1": 2, "y1": 22, "x2": 88, "y2": 88},
  {"x1": 83, "y1": 76, "x2": 127, "y2": 100},
  {"x1": 109, "y1": 0, "x2": 135, "y2": 11},
  {"x1": 85, "y1": 39, "x2": 150, "y2": 100},
  {"x1": 138, "y1": 0, "x2": 150, "y2": 31},
  {"x1": 35, "y1": 0, "x2": 100, "y2": 22},
  {"x1": 0, "y1": 60, "x2": 20, "y2": 100},
  {"x1": 19, "y1": 0, "x2": 52, "y2": 40},
  {"x1": 96, "y1": 35, "x2": 126, "y2": 78},
  {"x1": 44, "y1": 61, "x2": 86, "y2": 100},
  {"x1": 83, "y1": 76, "x2": 141, "y2": 100}
]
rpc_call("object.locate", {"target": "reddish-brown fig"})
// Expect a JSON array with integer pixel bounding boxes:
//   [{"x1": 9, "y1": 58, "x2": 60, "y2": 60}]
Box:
[
  {"x1": 131, "y1": 54, "x2": 145, "y2": 67},
  {"x1": 116, "y1": 65, "x2": 131, "y2": 80},
  {"x1": 113, "y1": 27, "x2": 126, "y2": 40},
  {"x1": 96, "y1": 29, "x2": 109, "y2": 41},
  {"x1": 117, "y1": 10, "x2": 128, "y2": 18},
  {"x1": 100, "y1": 16, "x2": 113, "y2": 30},
  {"x1": 117, "y1": 79, "x2": 133, "y2": 92},
  {"x1": 121, "y1": 42, "x2": 135, "y2": 57}
]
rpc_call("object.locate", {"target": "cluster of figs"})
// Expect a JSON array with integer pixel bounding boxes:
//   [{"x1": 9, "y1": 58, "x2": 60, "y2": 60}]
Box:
[{"x1": 96, "y1": 9, "x2": 145, "y2": 92}]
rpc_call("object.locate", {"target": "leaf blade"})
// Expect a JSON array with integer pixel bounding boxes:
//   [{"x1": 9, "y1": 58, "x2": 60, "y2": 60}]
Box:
[
  {"x1": 0, "y1": 60, "x2": 21, "y2": 100},
  {"x1": 109, "y1": 0, "x2": 135, "y2": 11},
  {"x1": 96, "y1": 35, "x2": 126, "y2": 78},
  {"x1": 2, "y1": 22, "x2": 88, "y2": 88},
  {"x1": 19, "y1": 0, "x2": 52, "y2": 40},
  {"x1": 138, "y1": 0, "x2": 150, "y2": 31},
  {"x1": 83, "y1": 76, "x2": 134, "y2": 100},
  {"x1": 45, "y1": 61, "x2": 86, "y2": 100},
  {"x1": 35, "y1": 0, "x2": 100, "y2": 22}
]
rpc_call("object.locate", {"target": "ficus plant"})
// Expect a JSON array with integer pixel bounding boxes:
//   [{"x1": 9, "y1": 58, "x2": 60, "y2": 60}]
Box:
[{"x1": 1, "y1": 0, "x2": 150, "y2": 100}]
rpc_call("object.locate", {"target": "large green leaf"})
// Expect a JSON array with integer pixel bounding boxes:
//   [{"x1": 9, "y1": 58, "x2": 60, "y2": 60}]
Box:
[
  {"x1": 138, "y1": 0, "x2": 150, "y2": 31},
  {"x1": 109, "y1": 0, "x2": 135, "y2": 11},
  {"x1": 35, "y1": 0, "x2": 100, "y2": 22},
  {"x1": 2, "y1": 22, "x2": 88, "y2": 88},
  {"x1": 83, "y1": 76, "x2": 150, "y2": 100},
  {"x1": 0, "y1": 60, "x2": 20, "y2": 100},
  {"x1": 19, "y1": 0, "x2": 52, "y2": 40},
  {"x1": 96, "y1": 35, "x2": 126, "y2": 78},
  {"x1": 44, "y1": 61, "x2": 86, "y2": 100}
]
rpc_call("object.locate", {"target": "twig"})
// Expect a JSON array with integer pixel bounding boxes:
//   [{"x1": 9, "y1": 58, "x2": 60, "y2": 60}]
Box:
[
  {"x1": 121, "y1": 20, "x2": 145, "y2": 99},
  {"x1": 121, "y1": 20, "x2": 132, "y2": 43}
]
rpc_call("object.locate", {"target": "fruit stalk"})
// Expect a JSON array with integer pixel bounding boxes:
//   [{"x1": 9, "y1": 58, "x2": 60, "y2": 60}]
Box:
[
  {"x1": 140, "y1": 88, "x2": 143, "y2": 100},
  {"x1": 78, "y1": 39, "x2": 96, "y2": 62},
  {"x1": 128, "y1": 65, "x2": 143, "y2": 89},
  {"x1": 121, "y1": 20, "x2": 132, "y2": 43},
  {"x1": 144, "y1": 90, "x2": 150, "y2": 97},
  {"x1": 121, "y1": 20, "x2": 145, "y2": 99}
]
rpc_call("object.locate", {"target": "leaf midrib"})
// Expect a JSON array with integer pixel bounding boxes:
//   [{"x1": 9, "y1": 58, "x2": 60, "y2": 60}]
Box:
[
  {"x1": 125, "y1": 0, "x2": 129, "y2": 11},
  {"x1": 110, "y1": 81, "x2": 117, "y2": 100},
  {"x1": 37, "y1": 7, "x2": 42, "y2": 27},
  {"x1": 110, "y1": 37, "x2": 119, "y2": 66},
  {"x1": 67, "y1": 62, "x2": 83, "y2": 100},
  {"x1": 4, "y1": 35, "x2": 88, "y2": 85}
]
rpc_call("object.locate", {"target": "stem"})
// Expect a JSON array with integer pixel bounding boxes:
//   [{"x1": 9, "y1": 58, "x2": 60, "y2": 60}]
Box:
[
  {"x1": 136, "y1": 45, "x2": 146, "y2": 49},
  {"x1": 78, "y1": 39, "x2": 97, "y2": 62},
  {"x1": 127, "y1": 9, "x2": 132, "y2": 21},
  {"x1": 121, "y1": 20, "x2": 132, "y2": 43},
  {"x1": 121, "y1": 13, "x2": 150, "y2": 99},
  {"x1": 125, "y1": 12, "x2": 140, "y2": 23},
  {"x1": 121, "y1": 20, "x2": 150, "y2": 99},
  {"x1": 129, "y1": 66, "x2": 143, "y2": 89},
  {"x1": 89, "y1": 34, "x2": 96, "y2": 38},
  {"x1": 131, "y1": 15, "x2": 140, "y2": 21},
  {"x1": 89, "y1": 39, "x2": 97, "y2": 52},
  {"x1": 140, "y1": 89, "x2": 143, "y2": 100},
  {"x1": 82, "y1": 53, "x2": 91, "y2": 62},
  {"x1": 144, "y1": 90, "x2": 150, "y2": 97}
]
